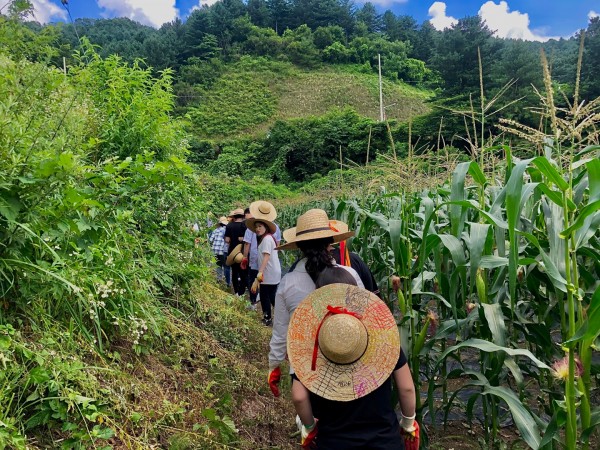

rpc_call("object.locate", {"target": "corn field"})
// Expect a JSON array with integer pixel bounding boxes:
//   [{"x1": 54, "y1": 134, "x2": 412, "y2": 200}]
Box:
[{"x1": 278, "y1": 143, "x2": 600, "y2": 449}]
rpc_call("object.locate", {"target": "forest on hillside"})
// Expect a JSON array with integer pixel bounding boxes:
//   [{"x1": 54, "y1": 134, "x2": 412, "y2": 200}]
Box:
[{"x1": 13, "y1": 0, "x2": 600, "y2": 184}]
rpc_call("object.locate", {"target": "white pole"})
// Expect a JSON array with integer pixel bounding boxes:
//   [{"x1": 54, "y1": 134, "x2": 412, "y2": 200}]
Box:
[
  {"x1": 378, "y1": 54, "x2": 384, "y2": 121},
  {"x1": 63, "y1": 57, "x2": 67, "y2": 75}
]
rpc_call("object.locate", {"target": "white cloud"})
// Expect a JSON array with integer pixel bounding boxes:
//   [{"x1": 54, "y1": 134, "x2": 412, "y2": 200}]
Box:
[
  {"x1": 428, "y1": 2, "x2": 457, "y2": 31},
  {"x1": 589, "y1": 10, "x2": 599, "y2": 20},
  {"x1": 188, "y1": 0, "x2": 220, "y2": 15},
  {"x1": 478, "y1": 1, "x2": 559, "y2": 41},
  {"x1": 29, "y1": 0, "x2": 67, "y2": 24},
  {"x1": 97, "y1": 0, "x2": 179, "y2": 28}
]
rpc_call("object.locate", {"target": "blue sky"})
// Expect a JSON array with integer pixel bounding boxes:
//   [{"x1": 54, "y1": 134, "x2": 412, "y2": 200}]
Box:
[{"x1": 24, "y1": 0, "x2": 600, "y2": 41}]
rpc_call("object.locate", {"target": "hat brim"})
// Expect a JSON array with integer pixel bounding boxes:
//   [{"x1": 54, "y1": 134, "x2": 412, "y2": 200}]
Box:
[
  {"x1": 249, "y1": 201, "x2": 277, "y2": 222},
  {"x1": 245, "y1": 218, "x2": 277, "y2": 235},
  {"x1": 225, "y1": 244, "x2": 244, "y2": 266},
  {"x1": 276, "y1": 229, "x2": 355, "y2": 250},
  {"x1": 287, "y1": 284, "x2": 399, "y2": 402}
]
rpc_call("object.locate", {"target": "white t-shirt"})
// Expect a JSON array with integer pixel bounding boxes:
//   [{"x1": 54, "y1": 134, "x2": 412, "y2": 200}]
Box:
[{"x1": 257, "y1": 234, "x2": 281, "y2": 285}]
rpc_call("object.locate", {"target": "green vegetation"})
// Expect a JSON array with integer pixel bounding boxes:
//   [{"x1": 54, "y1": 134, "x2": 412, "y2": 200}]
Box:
[
  {"x1": 276, "y1": 64, "x2": 600, "y2": 449},
  {"x1": 0, "y1": 11, "x2": 295, "y2": 448},
  {"x1": 2, "y1": 1, "x2": 599, "y2": 449}
]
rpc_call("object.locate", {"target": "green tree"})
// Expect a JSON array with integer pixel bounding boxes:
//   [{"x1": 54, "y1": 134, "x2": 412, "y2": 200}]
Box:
[
  {"x1": 247, "y1": 0, "x2": 271, "y2": 28},
  {"x1": 266, "y1": 0, "x2": 292, "y2": 34},
  {"x1": 430, "y1": 16, "x2": 499, "y2": 94},
  {"x1": 243, "y1": 25, "x2": 283, "y2": 56},
  {"x1": 356, "y1": 2, "x2": 382, "y2": 34},
  {"x1": 581, "y1": 17, "x2": 600, "y2": 100},
  {"x1": 313, "y1": 25, "x2": 345, "y2": 49},
  {"x1": 282, "y1": 24, "x2": 319, "y2": 67}
]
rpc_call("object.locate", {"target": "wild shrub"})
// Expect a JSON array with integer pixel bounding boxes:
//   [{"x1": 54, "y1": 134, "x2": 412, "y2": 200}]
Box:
[{"x1": 0, "y1": 36, "x2": 211, "y2": 447}]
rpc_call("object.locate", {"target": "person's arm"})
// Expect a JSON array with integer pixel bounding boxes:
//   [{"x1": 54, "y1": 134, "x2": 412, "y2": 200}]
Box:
[
  {"x1": 394, "y1": 360, "x2": 420, "y2": 450},
  {"x1": 292, "y1": 379, "x2": 315, "y2": 426},
  {"x1": 243, "y1": 242, "x2": 250, "y2": 258},
  {"x1": 258, "y1": 252, "x2": 270, "y2": 276},
  {"x1": 224, "y1": 224, "x2": 231, "y2": 244},
  {"x1": 393, "y1": 364, "x2": 416, "y2": 418},
  {"x1": 268, "y1": 280, "x2": 290, "y2": 369}
]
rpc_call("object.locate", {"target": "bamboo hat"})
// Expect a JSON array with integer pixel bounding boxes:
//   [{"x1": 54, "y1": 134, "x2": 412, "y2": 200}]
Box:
[
  {"x1": 225, "y1": 244, "x2": 244, "y2": 266},
  {"x1": 287, "y1": 283, "x2": 400, "y2": 402},
  {"x1": 218, "y1": 216, "x2": 229, "y2": 226},
  {"x1": 245, "y1": 201, "x2": 277, "y2": 234},
  {"x1": 277, "y1": 209, "x2": 354, "y2": 250}
]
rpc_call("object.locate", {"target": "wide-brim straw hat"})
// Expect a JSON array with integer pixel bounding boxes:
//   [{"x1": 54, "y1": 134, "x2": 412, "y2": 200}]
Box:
[
  {"x1": 218, "y1": 216, "x2": 229, "y2": 226},
  {"x1": 245, "y1": 218, "x2": 277, "y2": 235},
  {"x1": 277, "y1": 209, "x2": 354, "y2": 250},
  {"x1": 229, "y1": 208, "x2": 244, "y2": 218},
  {"x1": 249, "y1": 200, "x2": 277, "y2": 222},
  {"x1": 225, "y1": 244, "x2": 244, "y2": 266},
  {"x1": 287, "y1": 283, "x2": 400, "y2": 401},
  {"x1": 246, "y1": 200, "x2": 278, "y2": 234}
]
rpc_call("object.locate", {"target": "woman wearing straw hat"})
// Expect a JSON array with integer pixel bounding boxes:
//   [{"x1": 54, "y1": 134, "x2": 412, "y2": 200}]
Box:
[
  {"x1": 245, "y1": 203, "x2": 281, "y2": 326},
  {"x1": 267, "y1": 209, "x2": 364, "y2": 398},
  {"x1": 288, "y1": 279, "x2": 419, "y2": 450}
]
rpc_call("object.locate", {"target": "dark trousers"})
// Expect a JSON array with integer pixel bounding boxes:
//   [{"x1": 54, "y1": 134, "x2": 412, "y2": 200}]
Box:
[
  {"x1": 260, "y1": 283, "x2": 278, "y2": 320},
  {"x1": 231, "y1": 263, "x2": 247, "y2": 296},
  {"x1": 247, "y1": 268, "x2": 259, "y2": 304}
]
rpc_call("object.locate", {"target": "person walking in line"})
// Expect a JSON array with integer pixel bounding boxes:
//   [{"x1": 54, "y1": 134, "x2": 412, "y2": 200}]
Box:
[
  {"x1": 224, "y1": 208, "x2": 247, "y2": 296},
  {"x1": 267, "y1": 209, "x2": 364, "y2": 398},
  {"x1": 287, "y1": 219, "x2": 380, "y2": 297},
  {"x1": 242, "y1": 202, "x2": 281, "y2": 310},
  {"x1": 246, "y1": 206, "x2": 281, "y2": 325},
  {"x1": 208, "y1": 216, "x2": 230, "y2": 286},
  {"x1": 288, "y1": 278, "x2": 419, "y2": 450}
]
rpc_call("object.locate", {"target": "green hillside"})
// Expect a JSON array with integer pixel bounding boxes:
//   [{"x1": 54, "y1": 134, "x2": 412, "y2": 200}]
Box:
[{"x1": 183, "y1": 58, "x2": 432, "y2": 139}]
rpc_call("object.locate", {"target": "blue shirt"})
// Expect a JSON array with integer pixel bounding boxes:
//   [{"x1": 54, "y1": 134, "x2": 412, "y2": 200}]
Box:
[{"x1": 244, "y1": 224, "x2": 281, "y2": 270}]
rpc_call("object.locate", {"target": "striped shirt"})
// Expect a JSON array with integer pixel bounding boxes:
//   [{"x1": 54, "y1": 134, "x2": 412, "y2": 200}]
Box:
[{"x1": 209, "y1": 226, "x2": 227, "y2": 255}]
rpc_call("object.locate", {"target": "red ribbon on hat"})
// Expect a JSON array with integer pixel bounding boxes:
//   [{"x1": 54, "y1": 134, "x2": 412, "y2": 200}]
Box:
[
  {"x1": 311, "y1": 305, "x2": 362, "y2": 371},
  {"x1": 329, "y1": 222, "x2": 339, "y2": 232}
]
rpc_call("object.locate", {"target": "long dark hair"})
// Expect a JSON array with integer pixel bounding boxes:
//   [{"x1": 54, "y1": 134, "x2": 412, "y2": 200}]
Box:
[
  {"x1": 297, "y1": 237, "x2": 334, "y2": 283},
  {"x1": 255, "y1": 221, "x2": 271, "y2": 245}
]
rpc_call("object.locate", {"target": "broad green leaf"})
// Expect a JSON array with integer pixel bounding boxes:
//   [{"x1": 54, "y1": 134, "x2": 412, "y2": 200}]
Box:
[
  {"x1": 481, "y1": 385, "x2": 543, "y2": 449},
  {"x1": 482, "y1": 303, "x2": 507, "y2": 346},
  {"x1": 479, "y1": 255, "x2": 508, "y2": 268},
  {"x1": 0, "y1": 194, "x2": 21, "y2": 222},
  {"x1": 560, "y1": 199, "x2": 600, "y2": 238},
  {"x1": 531, "y1": 156, "x2": 569, "y2": 191},
  {"x1": 505, "y1": 158, "x2": 533, "y2": 307},
  {"x1": 567, "y1": 285, "x2": 600, "y2": 344},
  {"x1": 449, "y1": 162, "x2": 470, "y2": 237},
  {"x1": 467, "y1": 222, "x2": 490, "y2": 293},
  {"x1": 435, "y1": 338, "x2": 550, "y2": 370}
]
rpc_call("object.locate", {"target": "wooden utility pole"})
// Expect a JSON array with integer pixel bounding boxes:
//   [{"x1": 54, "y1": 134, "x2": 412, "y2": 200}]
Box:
[{"x1": 378, "y1": 54, "x2": 384, "y2": 121}]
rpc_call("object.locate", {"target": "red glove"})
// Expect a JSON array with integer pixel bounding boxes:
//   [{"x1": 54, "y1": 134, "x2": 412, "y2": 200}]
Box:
[
  {"x1": 268, "y1": 367, "x2": 281, "y2": 397},
  {"x1": 296, "y1": 416, "x2": 318, "y2": 449},
  {"x1": 400, "y1": 419, "x2": 420, "y2": 450},
  {"x1": 240, "y1": 257, "x2": 248, "y2": 270}
]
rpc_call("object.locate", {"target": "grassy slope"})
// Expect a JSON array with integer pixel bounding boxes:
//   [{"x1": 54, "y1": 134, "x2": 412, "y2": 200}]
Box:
[
  {"x1": 64, "y1": 282, "x2": 297, "y2": 449},
  {"x1": 187, "y1": 60, "x2": 432, "y2": 139}
]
